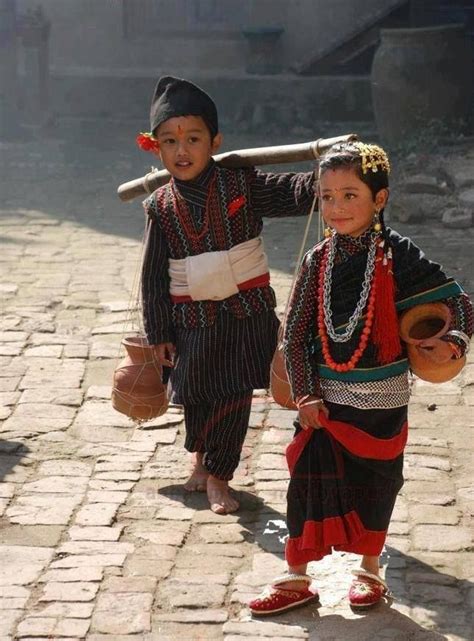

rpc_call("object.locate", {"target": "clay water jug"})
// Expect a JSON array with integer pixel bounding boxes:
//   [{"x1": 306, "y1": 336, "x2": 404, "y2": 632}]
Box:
[
  {"x1": 112, "y1": 336, "x2": 168, "y2": 422},
  {"x1": 399, "y1": 302, "x2": 465, "y2": 383}
]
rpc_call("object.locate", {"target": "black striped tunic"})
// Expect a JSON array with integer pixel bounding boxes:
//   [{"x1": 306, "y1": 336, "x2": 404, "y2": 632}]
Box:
[{"x1": 141, "y1": 160, "x2": 315, "y2": 404}]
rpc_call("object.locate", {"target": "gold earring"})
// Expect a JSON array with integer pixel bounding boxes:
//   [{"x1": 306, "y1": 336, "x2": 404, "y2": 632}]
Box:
[
  {"x1": 324, "y1": 226, "x2": 332, "y2": 238},
  {"x1": 373, "y1": 211, "x2": 382, "y2": 233}
]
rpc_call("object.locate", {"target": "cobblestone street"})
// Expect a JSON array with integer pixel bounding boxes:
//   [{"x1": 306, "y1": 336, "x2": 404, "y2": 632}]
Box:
[{"x1": 0, "y1": 122, "x2": 473, "y2": 641}]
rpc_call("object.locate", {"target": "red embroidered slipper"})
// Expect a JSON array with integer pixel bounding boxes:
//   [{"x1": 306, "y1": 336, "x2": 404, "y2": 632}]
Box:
[
  {"x1": 249, "y1": 574, "x2": 319, "y2": 616},
  {"x1": 348, "y1": 569, "x2": 389, "y2": 610}
]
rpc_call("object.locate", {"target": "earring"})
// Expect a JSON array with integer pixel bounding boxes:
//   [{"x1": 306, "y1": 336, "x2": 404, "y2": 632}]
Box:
[
  {"x1": 373, "y1": 210, "x2": 382, "y2": 233},
  {"x1": 324, "y1": 226, "x2": 332, "y2": 238}
]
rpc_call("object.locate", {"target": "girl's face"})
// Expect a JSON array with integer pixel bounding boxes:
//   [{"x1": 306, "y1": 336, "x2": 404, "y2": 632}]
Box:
[
  {"x1": 318, "y1": 167, "x2": 388, "y2": 237},
  {"x1": 154, "y1": 115, "x2": 222, "y2": 181}
]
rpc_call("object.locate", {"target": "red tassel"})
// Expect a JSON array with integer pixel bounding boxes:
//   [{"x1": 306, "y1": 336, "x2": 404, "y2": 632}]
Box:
[{"x1": 372, "y1": 242, "x2": 402, "y2": 364}]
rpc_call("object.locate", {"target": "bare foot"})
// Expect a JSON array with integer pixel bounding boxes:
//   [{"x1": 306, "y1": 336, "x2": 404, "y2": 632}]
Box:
[
  {"x1": 207, "y1": 475, "x2": 239, "y2": 514},
  {"x1": 183, "y1": 452, "x2": 208, "y2": 492}
]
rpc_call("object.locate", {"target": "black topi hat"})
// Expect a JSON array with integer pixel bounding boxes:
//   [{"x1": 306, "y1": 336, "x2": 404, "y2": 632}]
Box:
[{"x1": 149, "y1": 75, "x2": 218, "y2": 138}]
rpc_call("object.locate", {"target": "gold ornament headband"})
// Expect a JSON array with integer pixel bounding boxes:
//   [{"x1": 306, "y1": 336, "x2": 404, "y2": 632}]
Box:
[{"x1": 352, "y1": 142, "x2": 391, "y2": 175}]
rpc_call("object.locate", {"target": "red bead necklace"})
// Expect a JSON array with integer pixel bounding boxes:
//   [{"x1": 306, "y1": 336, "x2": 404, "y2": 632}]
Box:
[
  {"x1": 171, "y1": 173, "x2": 217, "y2": 242},
  {"x1": 317, "y1": 240, "x2": 380, "y2": 372}
]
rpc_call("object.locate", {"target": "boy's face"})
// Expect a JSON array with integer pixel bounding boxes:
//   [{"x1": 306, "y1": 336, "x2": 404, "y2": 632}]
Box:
[
  {"x1": 318, "y1": 167, "x2": 388, "y2": 237},
  {"x1": 154, "y1": 115, "x2": 222, "y2": 181}
]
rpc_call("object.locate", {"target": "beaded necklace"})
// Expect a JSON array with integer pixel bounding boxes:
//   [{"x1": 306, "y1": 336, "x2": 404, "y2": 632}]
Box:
[
  {"x1": 171, "y1": 173, "x2": 217, "y2": 242},
  {"x1": 318, "y1": 233, "x2": 381, "y2": 372}
]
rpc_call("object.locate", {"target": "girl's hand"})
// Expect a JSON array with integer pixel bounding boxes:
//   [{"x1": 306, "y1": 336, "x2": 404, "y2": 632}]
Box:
[
  {"x1": 298, "y1": 397, "x2": 329, "y2": 430},
  {"x1": 151, "y1": 342, "x2": 175, "y2": 367},
  {"x1": 416, "y1": 338, "x2": 455, "y2": 363}
]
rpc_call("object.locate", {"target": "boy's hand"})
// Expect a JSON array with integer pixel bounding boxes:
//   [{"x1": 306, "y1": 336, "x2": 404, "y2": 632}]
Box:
[
  {"x1": 298, "y1": 398, "x2": 329, "y2": 430},
  {"x1": 416, "y1": 338, "x2": 455, "y2": 363},
  {"x1": 151, "y1": 342, "x2": 175, "y2": 368}
]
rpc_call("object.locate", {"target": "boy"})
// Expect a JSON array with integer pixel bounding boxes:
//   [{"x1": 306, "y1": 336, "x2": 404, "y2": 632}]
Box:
[{"x1": 139, "y1": 76, "x2": 315, "y2": 514}]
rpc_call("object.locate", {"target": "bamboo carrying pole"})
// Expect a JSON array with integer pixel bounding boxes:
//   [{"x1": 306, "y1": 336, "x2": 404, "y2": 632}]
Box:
[{"x1": 117, "y1": 133, "x2": 358, "y2": 202}]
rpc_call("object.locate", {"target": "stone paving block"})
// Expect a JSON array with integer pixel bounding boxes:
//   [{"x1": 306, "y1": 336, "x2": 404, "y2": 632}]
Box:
[
  {"x1": 198, "y1": 524, "x2": 246, "y2": 544},
  {"x1": 408, "y1": 505, "x2": 461, "y2": 525},
  {"x1": 160, "y1": 579, "x2": 226, "y2": 608},
  {"x1": 13, "y1": 403, "x2": 77, "y2": 420},
  {"x1": 37, "y1": 460, "x2": 92, "y2": 477},
  {"x1": 0, "y1": 483, "x2": 15, "y2": 498},
  {"x1": 23, "y1": 476, "x2": 88, "y2": 494},
  {"x1": 24, "y1": 345, "x2": 63, "y2": 358},
  {"x1": 1, "y1": 416, "x2": 73, "y2": 433},
  {"x1": 0, "y1": 377, "x2": 21, "y2": 392},
  {"x1": 86, "y1": 385, "x2": 112, "y2": 399},
  {"x1": 89, "y1": 479, "x2": 136, "y2": 492},
  {"x1": 0, "y1": 610, "x2": 22, "y2": 635},
  {"x1": 128, "y1": 523, "x2": 189, "y2": 546},
  {"x1": 0, "y1": 525, "x2": 64, "y2": 547},
  {"x1": 102, "y1": 576, "x2": 157, "y2": 592},
  {"x1": 0, "y1": 391, "x2": 20, "y2": 405},
  {"x1": 124, "y1": 557, "x2": 174, "y2": 579},
  {"x1": 39, "y1": 581, "x2": 100, "y2": 602},
  {"x1": 49, "y1": 554, "x2": 127, "y2": 569},
  {"x1": 74, "y1": 503, "x2": 119, "y2": 526},
  {"x1": 74, "y1": 400, "x2": 133, "y2": 427},
  {"x1": 58, "y1": 541, "x2": 134, "y2": 556},
  {"x1": 86, "y1": 490, "x2": 129, "y2": 503},
  {"x1": 68, "y1": 526, "x2": 124, "y2": 541},
  {"x1": 92, "y1": 592, "x2": 153, "y2": 634},
  {"x1": 40, "y1": 567, "x2": 103, "y2": 583},
  {"x1": 19, "y1": 387, "x2": 83, "y2": 407},
  {"x1": 130, "y1": 428, "x2": 178, "y2": 445},
  {"x1": 0, "y1": 343, "x2": 24, "y2": 356},
  {"x1": 6, "y1": 494, "x2": 82, "y2": 525},
  {"x1": 16, "y1": 617, "x2": 90, "y2": 638},
  {"x1": 29, "y1": 602, "x2": 94, "y2": 618},
  {"x1": 412, "y1": 525, "x2": 472, "y2": 551},
  {"x1": 71, "y1": 423, "x2": 133, "y2": 442},
  {"x1": 0, "y1": 546, "x2": 53, "y2": 586},
  {"x1": 0, "y1": 596, "x2": 29, "y2": 609},
  {"x1": 223, "y1": 621, "x2": 308, "y2": 638},
  {"x1": 63, "y1": 344, "x2": 89, "y2": 359},
  {"x1": 154, "y1": 610, "x2": 228, "y2": 623}
]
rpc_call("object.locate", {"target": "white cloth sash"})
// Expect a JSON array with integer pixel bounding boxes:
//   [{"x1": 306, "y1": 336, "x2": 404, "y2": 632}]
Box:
[{"x1": 168, "y1": 237, "x2": 269, "y2": 301}]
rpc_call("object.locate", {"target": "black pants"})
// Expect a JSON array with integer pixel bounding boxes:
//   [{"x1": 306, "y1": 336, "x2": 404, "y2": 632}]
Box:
[{"x1": 183, "y1": 391, "x2": 253, "y2": 481}]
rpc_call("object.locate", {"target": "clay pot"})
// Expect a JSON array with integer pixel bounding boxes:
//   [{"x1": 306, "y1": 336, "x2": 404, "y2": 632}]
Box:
[
  {"x1": 112, "y1": 336, "x2": 168, "y2": 422},
  {"x1": 399, "y1": 302, "x2": 465, "y2": 383},
  {"x1": 270, "y1": 330, "x2": 297, "y2": 410}
]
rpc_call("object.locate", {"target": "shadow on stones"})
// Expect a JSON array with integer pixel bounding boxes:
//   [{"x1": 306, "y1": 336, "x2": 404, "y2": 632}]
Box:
[{"x1": 0, "y1": 441, "x2": 29, "y2": 482}]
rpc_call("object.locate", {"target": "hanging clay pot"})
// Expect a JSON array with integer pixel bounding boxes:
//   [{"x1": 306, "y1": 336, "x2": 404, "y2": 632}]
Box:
[
  {"x1": 270, "y1": 327, "x2": 297, "y2": 410},
  {"x1": 112, "y1": 336, "x2": 168, "y2": 422},
  {"x1": 399, "y1": 302, "x2": 465, "y2": 383}
]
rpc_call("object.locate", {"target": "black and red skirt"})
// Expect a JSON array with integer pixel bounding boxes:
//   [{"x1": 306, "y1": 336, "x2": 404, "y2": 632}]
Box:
[{"x1": 285, "y1": 401, "x2": 407, "y2": 566}]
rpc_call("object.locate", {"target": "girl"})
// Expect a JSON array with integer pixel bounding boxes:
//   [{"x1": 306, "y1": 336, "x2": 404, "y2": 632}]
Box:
[{"x1": 249, "y1": 141, "x2": 472, "y2": 614}]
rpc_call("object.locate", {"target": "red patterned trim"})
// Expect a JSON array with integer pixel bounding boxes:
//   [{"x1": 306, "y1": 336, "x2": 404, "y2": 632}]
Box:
[
  {"x1": 285, "y1": 413, "x2": 407, "y2": 476},
  {"x1": 285, "y1": 512, "x2": 387, "y2": 566},
  {"x1": 170, "y1": 272, "x2": 270, "y2": 303}
]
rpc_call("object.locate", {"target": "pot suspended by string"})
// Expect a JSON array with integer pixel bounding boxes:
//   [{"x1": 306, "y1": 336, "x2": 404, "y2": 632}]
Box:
[
  {"x1": 270, "y1": 327, "x2": 297, "y2": 410},
  {"x1": 399, "y1": 302, "x2": 465, "y2": 383},
  {"x1": 112, "y1": 336, "x2": 169, "y2": 423}
]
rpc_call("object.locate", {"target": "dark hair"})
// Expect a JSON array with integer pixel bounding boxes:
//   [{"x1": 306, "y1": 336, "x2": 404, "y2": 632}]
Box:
[{"x1": 318, "y1": 142, "x2": 389, "y2": 200}]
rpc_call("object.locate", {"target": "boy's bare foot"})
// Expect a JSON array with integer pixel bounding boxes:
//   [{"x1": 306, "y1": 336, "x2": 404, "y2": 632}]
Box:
[
  {"x1": 207, "y1": 475, "x2": 239, "y2": 514},
  {"x1": 183, "y1": 452, "x2": 208, "y2": 492}
]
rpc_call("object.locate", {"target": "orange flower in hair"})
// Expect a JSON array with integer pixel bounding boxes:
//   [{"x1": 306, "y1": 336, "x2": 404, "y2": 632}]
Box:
[{"x1": 136, "y1": 132, "x2": 160, "y2": 152}]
